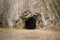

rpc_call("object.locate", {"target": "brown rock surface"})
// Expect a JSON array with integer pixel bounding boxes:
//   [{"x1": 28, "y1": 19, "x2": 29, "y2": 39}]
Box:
[{"x1": 0, "y1": 0, "x2": 60, "y2": 28}]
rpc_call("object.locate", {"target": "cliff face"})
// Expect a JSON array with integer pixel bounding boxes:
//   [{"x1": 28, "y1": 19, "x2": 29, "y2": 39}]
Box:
[{"x1": 0, "y1": 0, "x2": 60, "y2": 28}]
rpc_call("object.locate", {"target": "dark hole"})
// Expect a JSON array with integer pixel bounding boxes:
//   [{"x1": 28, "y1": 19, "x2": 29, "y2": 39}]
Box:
[
  {"x1": 0, "y1": 21, "x2": 3, "y2": 27},
  {"x1": 25, "y1": 17, "x2": 36, "y2": 29}
]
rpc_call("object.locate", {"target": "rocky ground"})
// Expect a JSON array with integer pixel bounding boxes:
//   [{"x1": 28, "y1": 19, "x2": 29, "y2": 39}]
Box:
[{"x1": 0, "y1": 29, "x2": 60, "y2": 40}]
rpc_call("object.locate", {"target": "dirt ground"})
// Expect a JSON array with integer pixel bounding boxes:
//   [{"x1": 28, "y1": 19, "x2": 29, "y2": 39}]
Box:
[{"x1": 0, "y1": 29, "x2": 60, "y2": 40}]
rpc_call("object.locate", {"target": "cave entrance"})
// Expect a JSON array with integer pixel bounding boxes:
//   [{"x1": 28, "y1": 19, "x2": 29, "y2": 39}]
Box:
[{"x1": 25, "y1": 17, "x2": 36, "y2": 29}]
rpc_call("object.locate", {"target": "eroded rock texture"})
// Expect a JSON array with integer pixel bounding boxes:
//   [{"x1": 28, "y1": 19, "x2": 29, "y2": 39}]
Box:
[{"x1": 0, "y1": 0, "x2": 60, "y2": 29}]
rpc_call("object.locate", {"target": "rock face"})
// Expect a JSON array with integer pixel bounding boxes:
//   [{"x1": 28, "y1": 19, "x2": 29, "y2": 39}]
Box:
[{"x1": 0, "y1": 0, "x2": 60, "y2": 29}]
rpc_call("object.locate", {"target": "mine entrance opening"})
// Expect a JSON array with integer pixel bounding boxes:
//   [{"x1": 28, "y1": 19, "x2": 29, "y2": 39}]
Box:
[{"x1": 25, "y1": 17, "x2": 36, "y2": 29}]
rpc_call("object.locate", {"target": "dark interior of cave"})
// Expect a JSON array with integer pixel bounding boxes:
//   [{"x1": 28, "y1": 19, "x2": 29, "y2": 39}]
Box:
[
  {"x1": 0, "y1": 21, "x2": 3, "y2": 27},
  {"x1": 25, "y1": 17, "x2": 36, "y2": 29}
]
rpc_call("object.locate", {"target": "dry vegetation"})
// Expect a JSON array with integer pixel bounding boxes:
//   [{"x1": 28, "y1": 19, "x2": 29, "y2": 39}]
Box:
[{"x1": 0, "y1": 29, "x2": 60, "y2": 40}]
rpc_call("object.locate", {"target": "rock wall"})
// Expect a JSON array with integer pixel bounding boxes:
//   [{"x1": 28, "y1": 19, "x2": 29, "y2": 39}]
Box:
[{"x1": 0, "y1": 0, "x2": 60, "y2": 28}]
